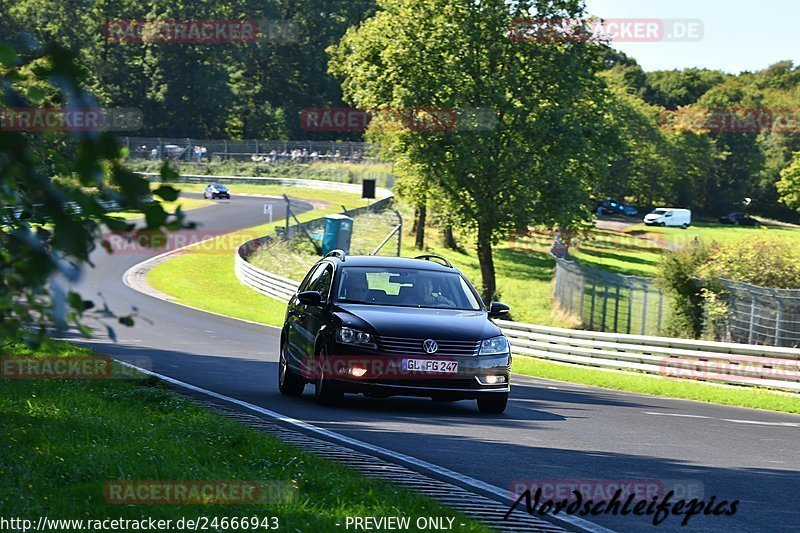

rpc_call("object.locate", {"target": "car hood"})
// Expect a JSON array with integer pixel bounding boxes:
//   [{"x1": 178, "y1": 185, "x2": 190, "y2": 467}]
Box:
[
  {"x1": 333, "y1": 304, "x2": 502, "y2": 341},
  {"x1": 644, "y1": 213, "x2": 663, "y2": 220}
]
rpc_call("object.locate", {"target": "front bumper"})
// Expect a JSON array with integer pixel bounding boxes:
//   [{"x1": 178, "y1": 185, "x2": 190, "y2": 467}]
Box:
[{"x1": 307, "y1": 351, "x2": 511, "y2": 399}]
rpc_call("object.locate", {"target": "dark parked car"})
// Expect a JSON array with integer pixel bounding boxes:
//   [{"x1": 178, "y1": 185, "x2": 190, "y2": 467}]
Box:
[
  {"x1": 203, "y1": 183, "x2": 230, "y2": 200},
  {"x1": 279, "y1": 252, "x2": 512, "y2": 413},
  {"x1": 597, "y1": 199, "x2": 638, "y2": 217},
  {"x1": 719, "y1": 212, "x2": 759, "y2": 226}
]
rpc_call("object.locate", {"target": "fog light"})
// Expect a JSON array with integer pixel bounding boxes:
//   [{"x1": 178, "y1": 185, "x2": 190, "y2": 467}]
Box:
[
  {"x1": 481, "y1": 375, "x2": 506, "y2": 385},
  {"x1": 351, "y1": 366, "x2": 367, "y2": 378}
]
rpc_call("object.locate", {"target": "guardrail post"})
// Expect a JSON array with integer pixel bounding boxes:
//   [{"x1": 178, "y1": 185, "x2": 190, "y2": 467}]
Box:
[
  {"x1": 396, "y1": 210, "x2": 403, "y2": 257},
  {"x1": 641, "y1": 287, "x2": 649, "y2": 335},
  {"x1": 578, "y1": 270, "x2": 586, "y2": 324},
  {"x1": 601, "y1": 284, "x2": 609, "y2": 332},
  {"x1": 748, "y1": 288, "x2": 756, "y2": 344},
  {"x1": 775, "y1": 292, "x2": 784, "y2": 347},
  {"x1": 284, "y1": 195, "x2": 290, "y2": 241},
  {"x1": 657, "y1": 288, "x2": 664, "y2": 333},
  {"x1": 556, "y1": 270, "x2": 575, "y2": 314},
  {"x1": 626, "y1": 287, "x2": 633, "y2": 334}
]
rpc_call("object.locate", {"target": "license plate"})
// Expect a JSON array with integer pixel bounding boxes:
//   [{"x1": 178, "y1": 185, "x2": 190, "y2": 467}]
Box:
[{"x1": 403, "y1": 359, "x2": 458, "y2": 373}]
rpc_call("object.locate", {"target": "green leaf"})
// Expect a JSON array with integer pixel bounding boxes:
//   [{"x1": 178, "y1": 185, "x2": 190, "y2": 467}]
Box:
[
  {"x1": 0, "y1": 45, "x2": 16, "y2": 67},
  {"x1": 153, "y1": 185, "x2": 180, "y2": 202},
  {"x1": 26, "y1": 86, "x2": 46, "y2": 103}
]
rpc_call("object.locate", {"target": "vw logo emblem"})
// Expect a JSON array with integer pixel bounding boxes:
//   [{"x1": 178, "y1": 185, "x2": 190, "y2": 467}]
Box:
[{"x1": 423, "y1": 339, "x2": 439, "y2": 354}]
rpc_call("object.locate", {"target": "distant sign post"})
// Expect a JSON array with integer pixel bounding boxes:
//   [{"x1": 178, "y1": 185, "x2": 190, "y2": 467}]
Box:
[
  {"x1": 264, "y1": 203, "x2": 273, "y2": 224},
  {"x1": 362, "y1": 179, "x2": 376, "y2": 207}
]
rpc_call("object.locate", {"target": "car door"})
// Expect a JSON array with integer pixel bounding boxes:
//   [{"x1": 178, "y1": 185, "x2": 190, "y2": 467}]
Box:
[
  {"x1": 300, "y1": 264, "x2": 334, "y2": 358},
  {"x1": 286, "y1": 263, "x2": 326, "y2": 366}
]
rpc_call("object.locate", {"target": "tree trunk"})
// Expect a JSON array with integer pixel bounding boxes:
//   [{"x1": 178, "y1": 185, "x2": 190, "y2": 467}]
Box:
[
  {"x1": 410, "y1": 209, "x2": 419, "y2": 234},
  {"x1": 442, "y1": 226, "x2": 457, "y2": 249},
  {"x1": 476, "y1": 221, "x2": 496, "y2": 304},
  {"x1": 415, "y1": 203, "x2": 426, "y2": 250}
]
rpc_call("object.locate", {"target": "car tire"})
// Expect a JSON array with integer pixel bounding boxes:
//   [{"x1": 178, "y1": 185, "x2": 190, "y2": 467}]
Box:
[
  {"x1": 278, "y1": 342, "x2": 304, "y2": 397},
  {"x1": 681, "y1": 223, "x2": 689, "y2": 229},
  {"x1": 314, "y1": 345, "x2": 343, "y2": 406},
  {"x1": 477, "y1": 393, "x2": 508, "y2": 414}
]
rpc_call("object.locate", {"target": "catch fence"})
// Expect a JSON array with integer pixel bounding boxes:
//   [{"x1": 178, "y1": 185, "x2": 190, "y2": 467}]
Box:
[
  {"x1": 720, "y1": 279, "x2": 800, "y2": 348},
  {"x1": 120, "y1": 137, "x2": 376, "y2": 162},
  {"x1": 554, "y1": 257, "x2": 667, "y2": 336}
]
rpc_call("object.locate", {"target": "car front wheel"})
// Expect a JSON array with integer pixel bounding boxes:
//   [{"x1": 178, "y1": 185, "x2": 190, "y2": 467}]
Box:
[
  {"x1": 477, "y1": 393, "x2": 508, "y2": 414},
  {"x1": 314, "y1": 345, "x2": 343, "y2": 406},
  {"x1": 278, "y1": 343, "x2": 304, "y2": 397}
]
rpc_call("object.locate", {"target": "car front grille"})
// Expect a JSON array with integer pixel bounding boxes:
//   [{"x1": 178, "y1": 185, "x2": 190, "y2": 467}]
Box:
[{"x1": 378, "y1": 336, "x2": 480, "y2": 357}]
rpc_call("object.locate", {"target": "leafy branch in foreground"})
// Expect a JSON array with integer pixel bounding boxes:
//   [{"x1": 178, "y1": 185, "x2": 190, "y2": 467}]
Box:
[{"x1": 0, "y1": 42, "x2": 186, "y2": 345}]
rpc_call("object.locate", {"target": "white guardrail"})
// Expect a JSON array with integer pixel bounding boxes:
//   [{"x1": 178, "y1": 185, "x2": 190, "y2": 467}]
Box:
[{"x1": 234, "y1": 248, "x2": 800, "y2": 393}]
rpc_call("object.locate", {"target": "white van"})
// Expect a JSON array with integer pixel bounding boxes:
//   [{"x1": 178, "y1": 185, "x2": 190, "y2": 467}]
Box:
[{"x1": 643, "y1": 208, "x2": 692, "y2": 228}]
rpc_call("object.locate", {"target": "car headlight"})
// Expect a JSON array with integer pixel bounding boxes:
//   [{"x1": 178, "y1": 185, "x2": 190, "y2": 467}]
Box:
[
  {"x1": 336, "y1": 327, "x2": 376, "y2": 348},
  {"x1": 479, "y1": 335, "x2": 509, "y2": 355}
]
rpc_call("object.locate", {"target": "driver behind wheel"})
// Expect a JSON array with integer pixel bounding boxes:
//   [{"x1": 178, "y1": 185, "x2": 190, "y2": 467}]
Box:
[{"x1": 417, "y1": 275, "x2": 455, "y2": 308}]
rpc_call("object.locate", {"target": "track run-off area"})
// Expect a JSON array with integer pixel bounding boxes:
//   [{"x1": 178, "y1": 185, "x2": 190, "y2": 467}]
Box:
[{"x1": 64, "y1": 190, "x2": 800, "y2": 533}]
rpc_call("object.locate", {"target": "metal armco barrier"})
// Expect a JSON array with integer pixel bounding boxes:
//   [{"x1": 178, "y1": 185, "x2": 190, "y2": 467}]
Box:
[
  {"x1": 234, "y1": 252, "x2": 298, "y2": 302},
  {"x1": 497, "y1": 319, "x2": 800, "y2": 392},
  {"x1": 233, "y1": 248, "x2": 800, "y2": 392}
]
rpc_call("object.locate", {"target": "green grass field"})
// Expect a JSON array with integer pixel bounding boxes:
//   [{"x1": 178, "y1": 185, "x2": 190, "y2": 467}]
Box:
[
  {"x1": 572, "y1": 220, "x2": 800, "y2": 277},
  {"x1": 0, "y1": 340, "x2": 488, "y2": 531}
]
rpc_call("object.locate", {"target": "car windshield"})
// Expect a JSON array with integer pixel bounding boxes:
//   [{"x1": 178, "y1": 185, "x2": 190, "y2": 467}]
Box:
[
  {"x1": 652, "y1": 209, "x2": 667, "y2": 215},
  {"x1": 211, "y1": 183, "x2": 227, "y2": 190},
  {"x1": 335, "y1": 267, "x2": 482, "y2": 311}
]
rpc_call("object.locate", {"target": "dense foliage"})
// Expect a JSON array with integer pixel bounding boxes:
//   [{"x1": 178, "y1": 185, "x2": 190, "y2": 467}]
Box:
[
  {"x1": 0, "y1": 43, "x2": 184, "y2": 344},
  {"x1": 657, "y1": 238, "x2": 800, "y2": 338}
]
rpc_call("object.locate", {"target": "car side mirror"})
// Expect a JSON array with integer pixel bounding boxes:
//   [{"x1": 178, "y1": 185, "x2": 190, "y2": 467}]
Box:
[
  {"x1": 297, "y1": 291, "x2": 323, "y2": 306},
  {"x1": 488, "y1": 301, "x2": 510, "y2": 319}
]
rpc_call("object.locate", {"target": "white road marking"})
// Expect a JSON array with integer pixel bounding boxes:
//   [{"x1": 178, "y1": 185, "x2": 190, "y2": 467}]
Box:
[
  {"x1": 114, "y1": 360, "x2": 617, "y2": 533},
  {"x1": 646, "y1": 412, "x2": 800, "y2": 427},
  {"x1": 645, "y1": 412, "x2": 711, "y2": 419},
  {"x1": 722, "y1": 419, "x2": 800, "y2": 428}
]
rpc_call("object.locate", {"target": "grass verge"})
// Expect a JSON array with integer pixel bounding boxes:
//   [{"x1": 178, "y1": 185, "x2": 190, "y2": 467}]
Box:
[
  {"x1": 0, "y1": 339, "x2": 488, "y2": 531},
  {"x1": 514, "y1": 356, "x2": 800, "y2": 414}
]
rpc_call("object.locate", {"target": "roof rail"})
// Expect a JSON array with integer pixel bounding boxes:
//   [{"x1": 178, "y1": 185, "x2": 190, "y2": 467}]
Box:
[
  {"x1": 324, "y1": 249, "x2": 346, "y2": 261},
  {"x1": 413, "y1": 254, "x2": 453, "y2": 268}
]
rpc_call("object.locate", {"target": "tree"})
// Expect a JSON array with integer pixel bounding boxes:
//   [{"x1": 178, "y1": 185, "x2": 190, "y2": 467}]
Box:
[
  {"x1": 0, "y1": 43, "x2": 185, "y2": 344},
  {"x1": 777, "y1": 152, "x2": 800, "y2": 211},
  {"x1": 329, "y1": 0, "x2": 616, "y2": 301}
]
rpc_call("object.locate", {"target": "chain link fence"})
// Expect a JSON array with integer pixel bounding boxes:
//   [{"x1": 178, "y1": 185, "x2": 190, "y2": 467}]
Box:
[
  {"x1": 120, "y1": 137, "x2": 377, "y2": 163},
  {"x1": 719, "y1": 279, "x2": 800, "y2": 347},
  {"x1": 554, "y1": 257, "x2": 668, "y2": 336}
]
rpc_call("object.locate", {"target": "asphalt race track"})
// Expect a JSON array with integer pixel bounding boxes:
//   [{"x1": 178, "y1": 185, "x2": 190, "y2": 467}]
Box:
[{"x1": 65, "y1": 191, "x2": 800, "y2": 533}]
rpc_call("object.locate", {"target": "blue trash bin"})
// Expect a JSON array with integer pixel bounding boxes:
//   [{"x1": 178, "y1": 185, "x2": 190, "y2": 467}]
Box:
[{"x1": 321, "y1": 214, "x2": 353, "y2": 255}]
